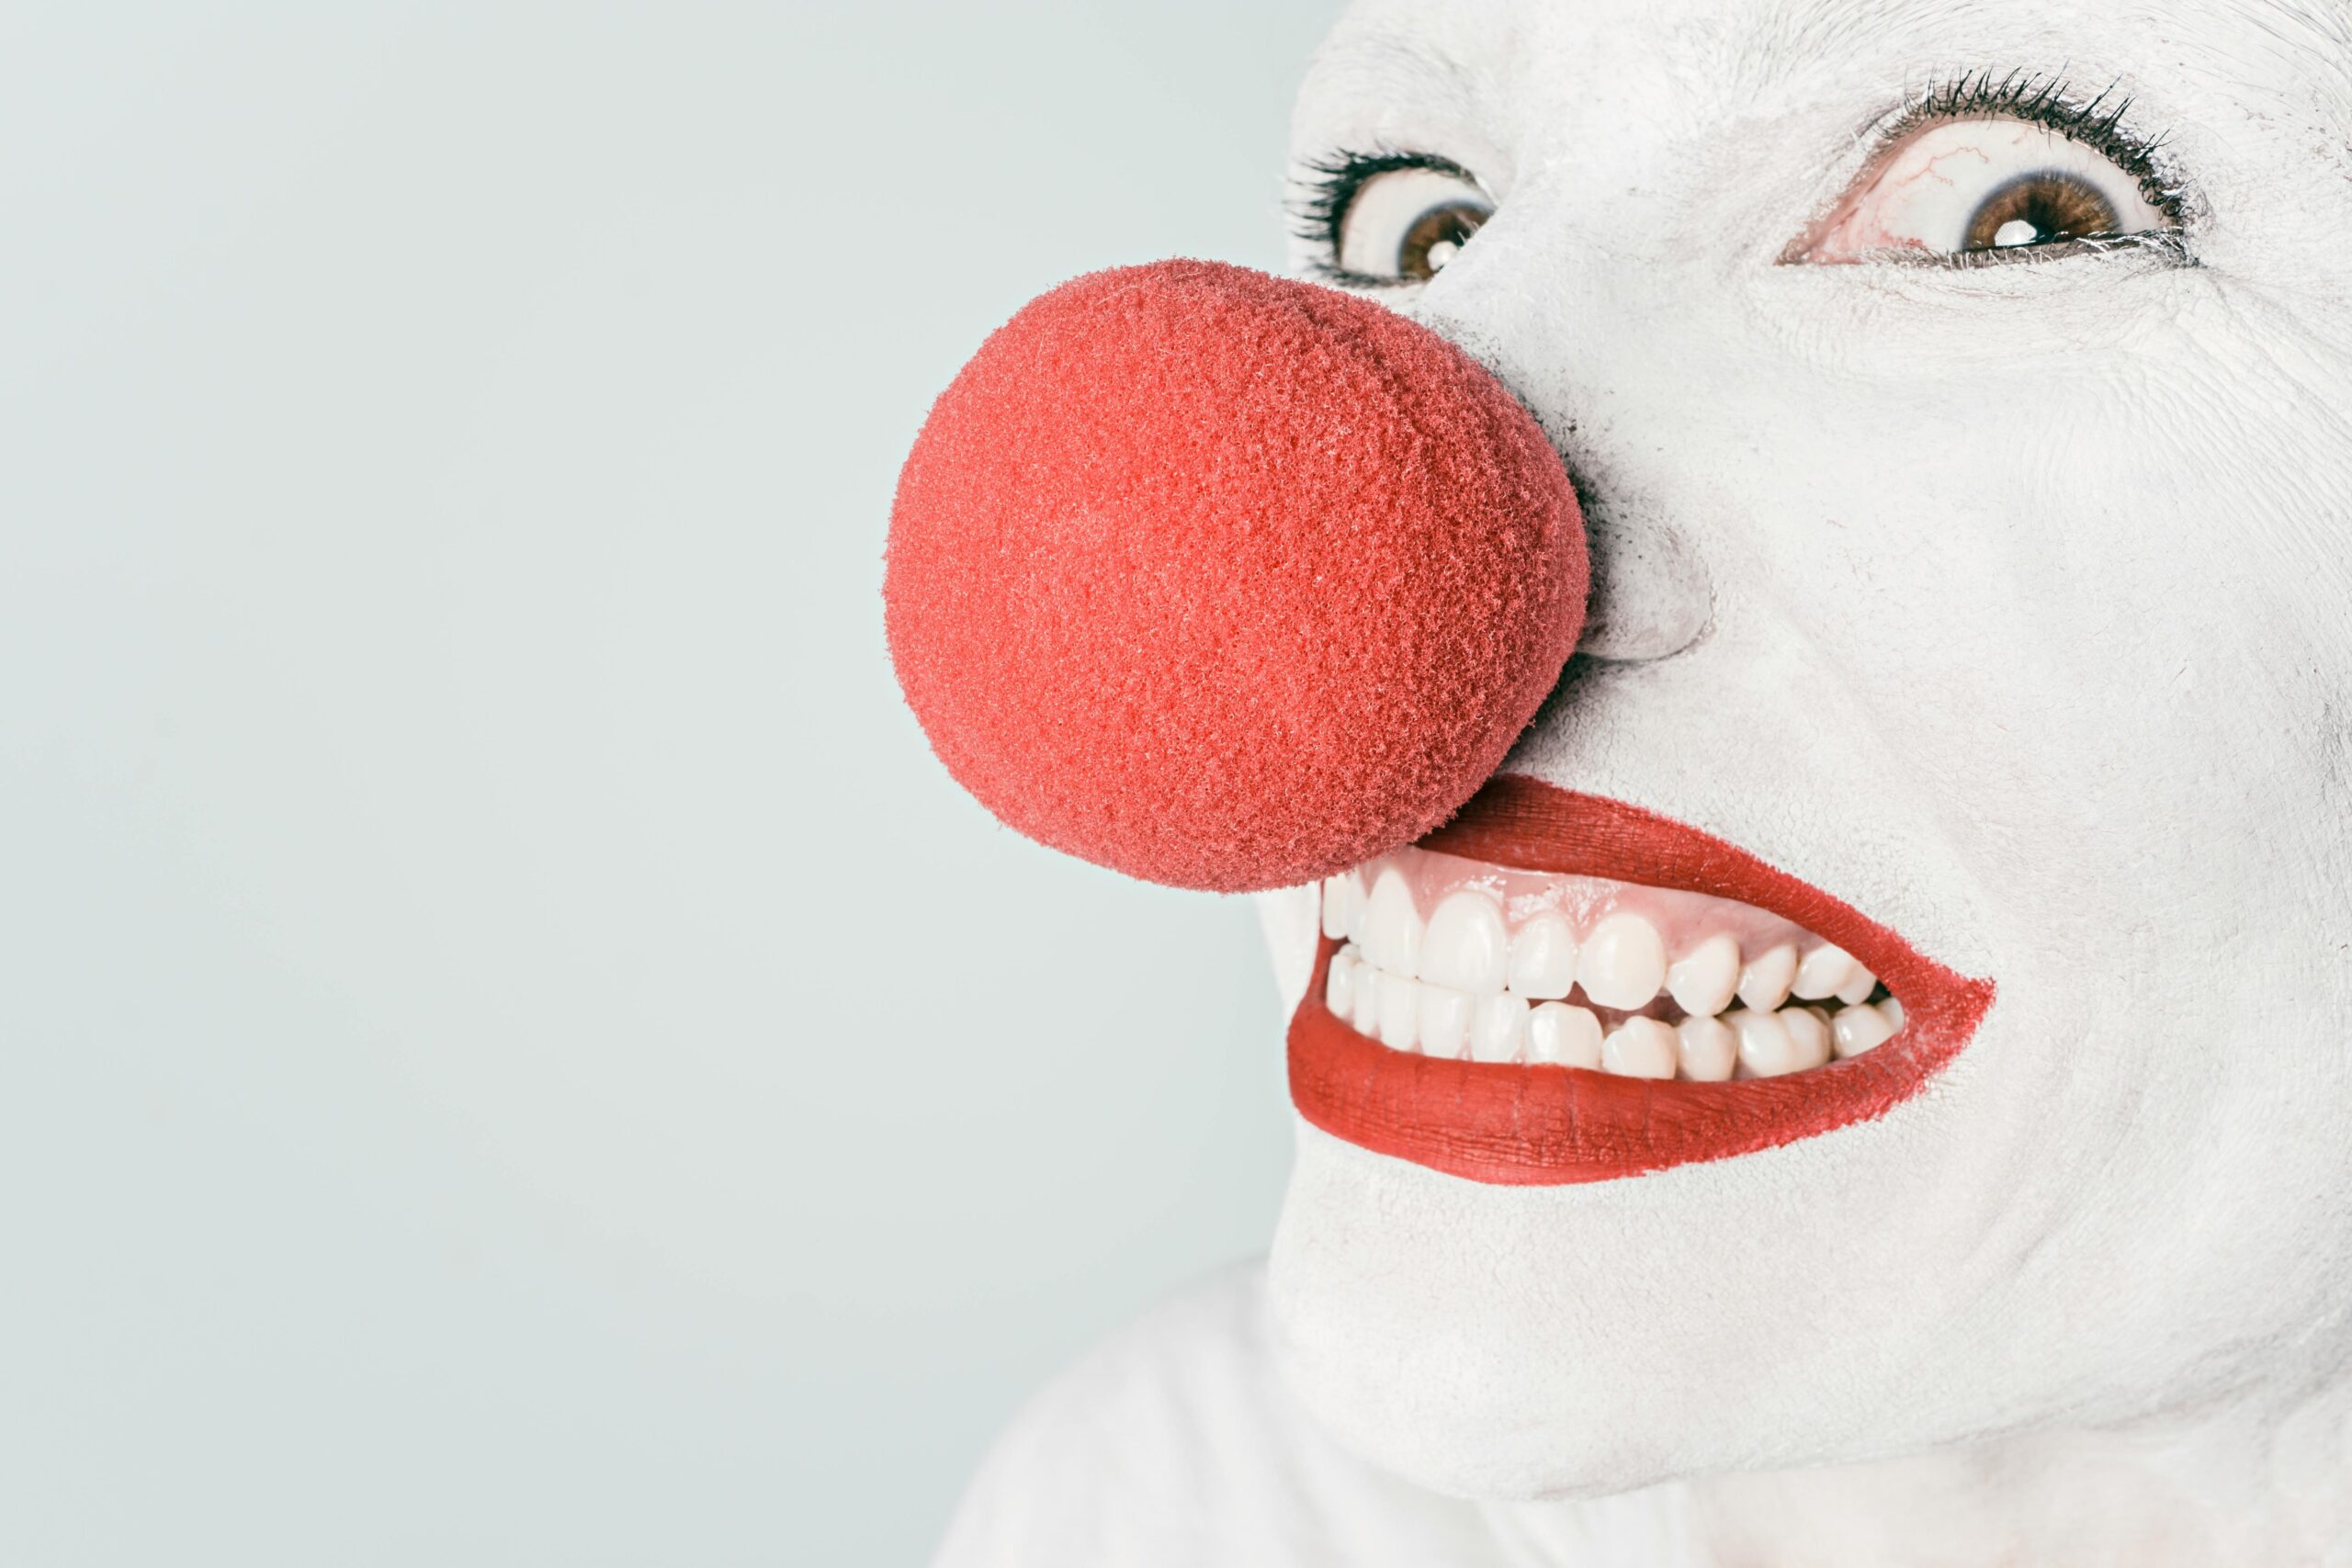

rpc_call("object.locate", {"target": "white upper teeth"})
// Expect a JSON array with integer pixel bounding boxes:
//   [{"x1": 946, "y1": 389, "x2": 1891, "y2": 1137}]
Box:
[
  {"x1": 1506, "y1": 910, "x2": 1578, "y2": 1001},
  {"x1": 1422, "y1": 890, "x2": 1509, "y2": 994},
  {"x1": 1791, "y1": 942, "x2": 1859, "y2": 1001},
  {"x1": 1365, "y1": 868, "x2": 1422, "y2": 979},
  {"x1": 1666, "y1": 931, "x2": 1740, "y2": 1018},
  {"x1": 1736, "y1": 942, "x2": 1799, "y2": 1011},
  {"x1": 1577, "y1": 912, "x2": 1668, "y2": 1010},
  {"x1": 1318, "y1": 845, "x2": 1903, "y2": 1082},
  {"x1": 1322, "y1": 870, "x2": 1363, "y2": 942}
]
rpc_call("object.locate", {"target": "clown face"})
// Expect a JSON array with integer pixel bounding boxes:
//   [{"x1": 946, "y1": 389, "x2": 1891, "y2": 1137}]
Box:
[{"x1": 1255, "y1": 0, "x2": 2352, "y2": 1504}]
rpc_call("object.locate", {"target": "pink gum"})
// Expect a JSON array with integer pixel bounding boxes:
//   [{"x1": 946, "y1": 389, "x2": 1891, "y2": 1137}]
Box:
[{"x1": 1358, "y1": 844, "x2": 1821, "y2": 961}]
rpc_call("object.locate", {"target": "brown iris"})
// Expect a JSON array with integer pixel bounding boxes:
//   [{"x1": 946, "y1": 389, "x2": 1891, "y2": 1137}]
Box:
[
  {"x1": 1397, "y1": 201, "x2": 1489, "y2": 281},
  {"x1": 1962, "y1": 170, "x2": 2121, "y2": 251}
]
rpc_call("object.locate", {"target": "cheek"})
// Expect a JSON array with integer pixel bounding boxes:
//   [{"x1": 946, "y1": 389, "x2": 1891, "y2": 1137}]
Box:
[{"x1": 1784, "y1": 378, "x2": 2341, "y2": 1027}]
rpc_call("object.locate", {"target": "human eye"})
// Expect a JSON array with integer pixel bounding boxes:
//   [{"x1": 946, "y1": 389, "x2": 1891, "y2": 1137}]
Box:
[
  {"x1": 1790, "y1": 74, "x2": 2186, "y2": 265},
  {"x1": 1294, "y1": 152, "x2": 1495, "y2": 287}
]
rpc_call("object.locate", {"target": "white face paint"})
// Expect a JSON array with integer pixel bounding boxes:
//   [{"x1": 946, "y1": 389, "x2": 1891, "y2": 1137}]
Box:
[{"x1": 1258, "y1": 0, "x2": 2352, "y2": 1503}]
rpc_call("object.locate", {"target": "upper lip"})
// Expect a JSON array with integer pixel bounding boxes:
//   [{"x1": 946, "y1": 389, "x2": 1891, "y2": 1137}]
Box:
[{"x1": 1286, "y1": 773, "x2": 1996, "y2": 1184}]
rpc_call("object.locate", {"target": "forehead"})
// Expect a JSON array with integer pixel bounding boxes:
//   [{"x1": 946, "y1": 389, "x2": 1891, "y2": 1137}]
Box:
[{"x1": 1301, "y1": 0, "x2": 2352, "y2": 144}]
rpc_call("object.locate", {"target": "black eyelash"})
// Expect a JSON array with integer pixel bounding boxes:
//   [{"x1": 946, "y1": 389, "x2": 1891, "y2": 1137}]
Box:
[
  {"x1": 1292, "y1": 73, "x2": 2187, "y2": 281},
  {"x1": 1882, "y1": 70, "x2": 2187, "y2": 223},
  {"x1": 1286, "y1": 149, "x2": 1476, "y2": 285}
]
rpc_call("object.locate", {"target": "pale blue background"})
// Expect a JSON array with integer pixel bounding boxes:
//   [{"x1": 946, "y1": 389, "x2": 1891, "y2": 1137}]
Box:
[{"x1": 0, "y1": 3, "x2": 1340, "y2": 1561}]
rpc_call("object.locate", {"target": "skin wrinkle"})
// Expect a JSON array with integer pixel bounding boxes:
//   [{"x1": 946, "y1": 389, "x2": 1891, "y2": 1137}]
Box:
[
  {"x1": 933, "y1": 0, "x2": 2352, "y2": 1562},
  {"x1": 2229, "y1": 0, "x2": 2352, "y2": 103}
]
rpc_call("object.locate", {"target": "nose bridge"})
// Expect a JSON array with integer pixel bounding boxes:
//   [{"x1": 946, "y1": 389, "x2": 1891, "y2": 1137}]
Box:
[{"x1": 1419, "y1": 212, "x2": 1716, "y2": 666}]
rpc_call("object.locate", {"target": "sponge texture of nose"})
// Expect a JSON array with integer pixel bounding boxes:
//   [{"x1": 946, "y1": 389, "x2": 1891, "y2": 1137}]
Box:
[{"x1": 883, "y1": 260, "x2": 1586, "y2": 894}]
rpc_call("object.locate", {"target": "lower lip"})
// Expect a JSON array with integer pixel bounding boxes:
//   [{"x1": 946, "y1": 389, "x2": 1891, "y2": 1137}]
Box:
[{"x1": 1286, "y1": 773, "x2": 1995, "y2": 1185}]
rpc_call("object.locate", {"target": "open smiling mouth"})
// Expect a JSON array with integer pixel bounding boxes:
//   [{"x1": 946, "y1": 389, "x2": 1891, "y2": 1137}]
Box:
[{"x1": 1288, "y1": 774, "x2": 1996, "y2": 1184}]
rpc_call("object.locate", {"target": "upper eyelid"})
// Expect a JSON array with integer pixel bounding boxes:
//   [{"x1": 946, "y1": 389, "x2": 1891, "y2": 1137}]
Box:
[
  {"x1": 1287, "y1": 150, "x2": 1485, "y2": 257},
  {"x1": 1859, "y1": 71, "x2": 2187, "y2": 220}
]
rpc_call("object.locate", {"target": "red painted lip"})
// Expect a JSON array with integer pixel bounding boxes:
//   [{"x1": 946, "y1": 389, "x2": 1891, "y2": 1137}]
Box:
[{"x1": 1287, "y1": 773, "x2": 1996, "y2": 1185}]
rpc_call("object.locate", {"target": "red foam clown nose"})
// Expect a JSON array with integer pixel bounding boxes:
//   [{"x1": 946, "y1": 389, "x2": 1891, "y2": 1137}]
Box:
[{"x1": 884, "y1": 260, "x2": 1587, "y2": 894}]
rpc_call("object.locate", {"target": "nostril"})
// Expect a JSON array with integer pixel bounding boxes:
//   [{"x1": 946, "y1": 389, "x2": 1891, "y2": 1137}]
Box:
[{"x1": 1573, "y1": 504, "x2": 1713, "y2": 663}]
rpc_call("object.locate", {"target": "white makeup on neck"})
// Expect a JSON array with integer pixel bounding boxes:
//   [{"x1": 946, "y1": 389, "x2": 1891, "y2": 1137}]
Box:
[{"x1": 938, "y1": 1, "x2": 2352, "y2": 1561}]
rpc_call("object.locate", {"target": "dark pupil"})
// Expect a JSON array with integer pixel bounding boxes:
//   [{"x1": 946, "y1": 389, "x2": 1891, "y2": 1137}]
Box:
[
  {"x1": 1398, "y1": 202, "x2": 1487, "y2": 280},
  {"x1": 1962, "y1": 171, "x2": 2122, "y2": 251}
]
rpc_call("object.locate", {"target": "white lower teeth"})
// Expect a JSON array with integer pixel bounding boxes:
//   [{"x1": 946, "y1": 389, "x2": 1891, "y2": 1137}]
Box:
[
  {"x1": 1781, "y1": 1006, "x2": 1833, "y2": 1067},
  {"x1": 1675, "y1": 1015, "x2": 1738, "y2": 1081},
  {"x1": 1418, "y1": 983, "x2": 1474, "y2": 1059},
  {"x1": 1376, "y1": 969, "x2": 1421, "y2": 1052},
  {"x1": 1471, "y1": 992, "x2": 1532, "y2": 1063},
  {"x1": 1601, "y1": 1017, "x2": 1678, "y2": 1080},
  {"x1": 1351, "y1": 953, "x2": 1384, "y2": 1036},
  {"x1": 1834, "y1": 1001, "x2": 1896, "y2": 1058},
  {"x1": 1326, "y1": 946, "x2": 1360, "y2": 1019},
  {"x1": 1335, "y1": 948, "x2": 1898, "y2": 1080},
  {"x1": 1528, "y1": 1001, "x2": 1604, "y2": 1068},
  {"x1": 1729, "y1": 1005, "x2": 1833, "y2": 1077},
  {"x1": 1728, "y1": 1007, "x2": 1801, "y2": 1077}
]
